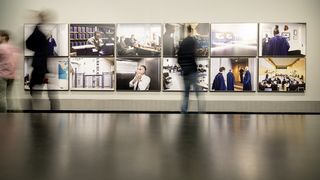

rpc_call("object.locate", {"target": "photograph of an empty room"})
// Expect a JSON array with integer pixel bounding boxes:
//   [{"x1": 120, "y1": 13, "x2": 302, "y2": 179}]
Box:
[{"x1": 211, "y1": 23, "x2": 258, "y2": 56}]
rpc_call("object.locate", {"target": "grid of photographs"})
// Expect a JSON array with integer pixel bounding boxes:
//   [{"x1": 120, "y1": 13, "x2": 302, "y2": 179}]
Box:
[
  {"x1": 22, "y1": 22, "x2": 307, "y2": 93},
  {"x1": 163, "y1": 58, "x2": 209, "y2": 91},
  {"x1": 258, "y1": 23, "x2": 306, "y2": 93}
]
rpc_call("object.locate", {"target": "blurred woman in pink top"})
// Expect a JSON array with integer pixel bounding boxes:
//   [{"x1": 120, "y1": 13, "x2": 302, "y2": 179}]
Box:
[{"x1": 0, "y1": 30, "x2": 19, "y2": 112}]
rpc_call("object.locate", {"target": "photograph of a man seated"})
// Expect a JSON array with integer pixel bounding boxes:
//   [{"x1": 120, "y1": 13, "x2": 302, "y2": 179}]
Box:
[
  {"x1": 259, "y1": 23, "x2": 306, "y2": 56},
  {"x1": 129, "y1": 65, "x2": 151, "y2": 91},
  {"x1": 116, "y1": 24, "x2": 161, "y2": 57},
  {"x1": 70, "y1": 24, "x2": 115, "y2": 57},
  {"x1": 258, "y1": 58, "x2": 306, "y2": 92},
  {"x1": 163, "y1": 23, "x2": 210, "y2": 57},
  {"x1": 116, "y1": 58, "x2": 160, "y2": 91}
]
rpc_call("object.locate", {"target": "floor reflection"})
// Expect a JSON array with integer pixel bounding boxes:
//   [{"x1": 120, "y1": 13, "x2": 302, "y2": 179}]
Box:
[{"x1": 0, "y1": 113, "x2": 319, "y2": 180}]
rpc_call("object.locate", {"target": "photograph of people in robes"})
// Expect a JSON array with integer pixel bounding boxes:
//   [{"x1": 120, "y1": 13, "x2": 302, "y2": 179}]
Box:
[
  {"x1": 258, "y1": 58, "x2": 306, "y2": 92},
  {"x1": 211, "y1": 23, "x2": 258, "y2": 56},
  {"x1": 69, "y1": 58, "x2": 115, "y2": 90},
  {"x1": 163, "y1": 58, "x2": 208, "y2": 91},
  {"x1": 259, "y1": 23, "x2": 306, "y2": 56},
  {"x1": 163, "y1": 23, "x2": 210, "y2": 57},
  {"x1": 69, "y1": 24, "x2": 115, "y2": 57},
  {"x1": 116, "y1": 58, "x2": 160, "y2": 91},
  {"x1": 24, "y1": 57, "x2": 69, "y2": 90},
  {"x1": 116, "y1": 24, "x2": 161, "y2": 57},
  {"x1": 24, "y1": 24, "x2": 68, "y2": 57},
  {"x1": 210, "y1": 58, "x2": 257, "y2": 92}
]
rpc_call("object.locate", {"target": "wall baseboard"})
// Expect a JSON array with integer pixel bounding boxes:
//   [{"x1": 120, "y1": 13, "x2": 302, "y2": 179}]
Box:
[{"x1": 9, "y1": 99, "x2": 320, "y2": 113}]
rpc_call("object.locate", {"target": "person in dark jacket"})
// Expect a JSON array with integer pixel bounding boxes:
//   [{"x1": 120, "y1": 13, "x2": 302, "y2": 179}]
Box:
[
  {"x1": 26, "y1": 23, "x2": 49, "y2": 95},
  {"x1": 226, "y1": 69, "x2": 235, "y2": 91},
  {"x1": 243, "y1": 66, "x2": 252, "y2": 91},
  {"x1": 239, "y1": 67, "x2": 244, "y2": 83},
  {"x1": 212, "y1": 67, "x2": 226, "y2": 91},
  {"x1": 26, "y1": 11, "x2": 59, "y2": 110},
  {"x1": 177, "y1": 25, "x2": 202, "y2": 113},
  {"x1": 267, "y1": 25, "x2": 290, "y2": 56}
]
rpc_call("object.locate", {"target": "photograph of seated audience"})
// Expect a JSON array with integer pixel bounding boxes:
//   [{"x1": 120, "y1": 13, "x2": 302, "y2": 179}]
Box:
[
  {"x1": 163, "y1": 23, "x2": 209, "y2": 57},
  {"x1": 163, "y1": 58, "x2": 208, "y2": 91},
  {"x1": 258, "y1": 58, "x2": 306, "y2": 92},
  {"x1": 69, "y1": 24, "x2": 115, "y2": 57},
  {"x1": 259, "y1": 23, "x2": 306, "y2": 56},
  {"x1": 211, "y1": 58, "x2": 256, "y2": 91},
  {"x1": 69, "y1": 58, "x2": 115, "y2": 90},
  {"x1": 116, "y1": 58, "x2": 160, "y2": 91},
  {"x1": 24, "y1": 24, "x2": 69, "y2": 57},
  {"x1": 211, "y1": 23, "x2": 258, "y2": 56},
  {"x1": 116, "y1": 24, "x2": 161, "y2": 57}
]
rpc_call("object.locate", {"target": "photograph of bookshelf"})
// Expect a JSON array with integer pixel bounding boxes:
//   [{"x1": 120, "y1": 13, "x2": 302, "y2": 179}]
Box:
[{"x1": 70, "y1": 24, "x2": 115, "y2": 57}]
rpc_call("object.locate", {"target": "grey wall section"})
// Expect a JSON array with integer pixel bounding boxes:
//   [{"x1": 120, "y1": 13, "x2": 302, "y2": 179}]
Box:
[{"x1": 1, "y1": 0, "x2": 320, "y2": 112}]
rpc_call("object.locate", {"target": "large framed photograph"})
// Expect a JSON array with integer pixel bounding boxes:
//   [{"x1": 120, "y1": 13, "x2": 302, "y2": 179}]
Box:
[
  {"x1": 163, "y1": 23, "x2": 210, "y2": 57},
  {"x1": 210, "y1": 58, "x2": 257, "y2": 92},
  {"x1": 70, "y1": 24, "x2": 115, "y2": 57},
  {"x1": 211, "y1": 23, "x2": 258, "y2": 57},
  {"x1": 163, "y1": 58, "x2": 209, "y2": 91},
  {"x1": 259, "y1": 23, "x2": 306, "y2": 56},
  {"x1": 70, "y1": 58, "x2": 115, "y2": 90},
  {"x1": 258, "y1": 58, "x2": 306, "y2": 92},
  {"x1": 116, "y1": 24, "x2": 161, "y2": 57},
  {"x1": 116, "y1": 58, "x2": 160, "y2": 91},
  {"x1": 24, "y1": 57, "x2": 69, "y2": 90},
  {"x1": 24, "y1": 24, "x2": 68, "y2": 57}
]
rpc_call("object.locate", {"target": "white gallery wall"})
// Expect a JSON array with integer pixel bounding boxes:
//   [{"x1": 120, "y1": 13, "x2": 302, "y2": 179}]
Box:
[{"x1": 0, "y1": 0, "x2": 319, "y2": 112}]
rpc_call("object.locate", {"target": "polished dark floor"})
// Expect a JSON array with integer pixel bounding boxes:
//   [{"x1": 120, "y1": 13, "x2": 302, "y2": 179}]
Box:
[{"x1": 0, "y1": 113, "x2": 320, "y2": 180}]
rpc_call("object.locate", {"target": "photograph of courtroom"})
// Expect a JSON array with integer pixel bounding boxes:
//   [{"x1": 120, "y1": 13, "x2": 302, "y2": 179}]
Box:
[
  {"x1": 0, "y1": 0, "x2": 320, "y2": 180},
  {"x1": 258, "y1": 58, "x2": 306, "y2": 92}
]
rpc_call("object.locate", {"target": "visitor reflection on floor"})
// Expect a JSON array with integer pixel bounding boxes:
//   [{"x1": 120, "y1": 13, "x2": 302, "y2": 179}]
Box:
[{"x1": 0, "y1": 113, "x2": 319, "y2": 180}]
